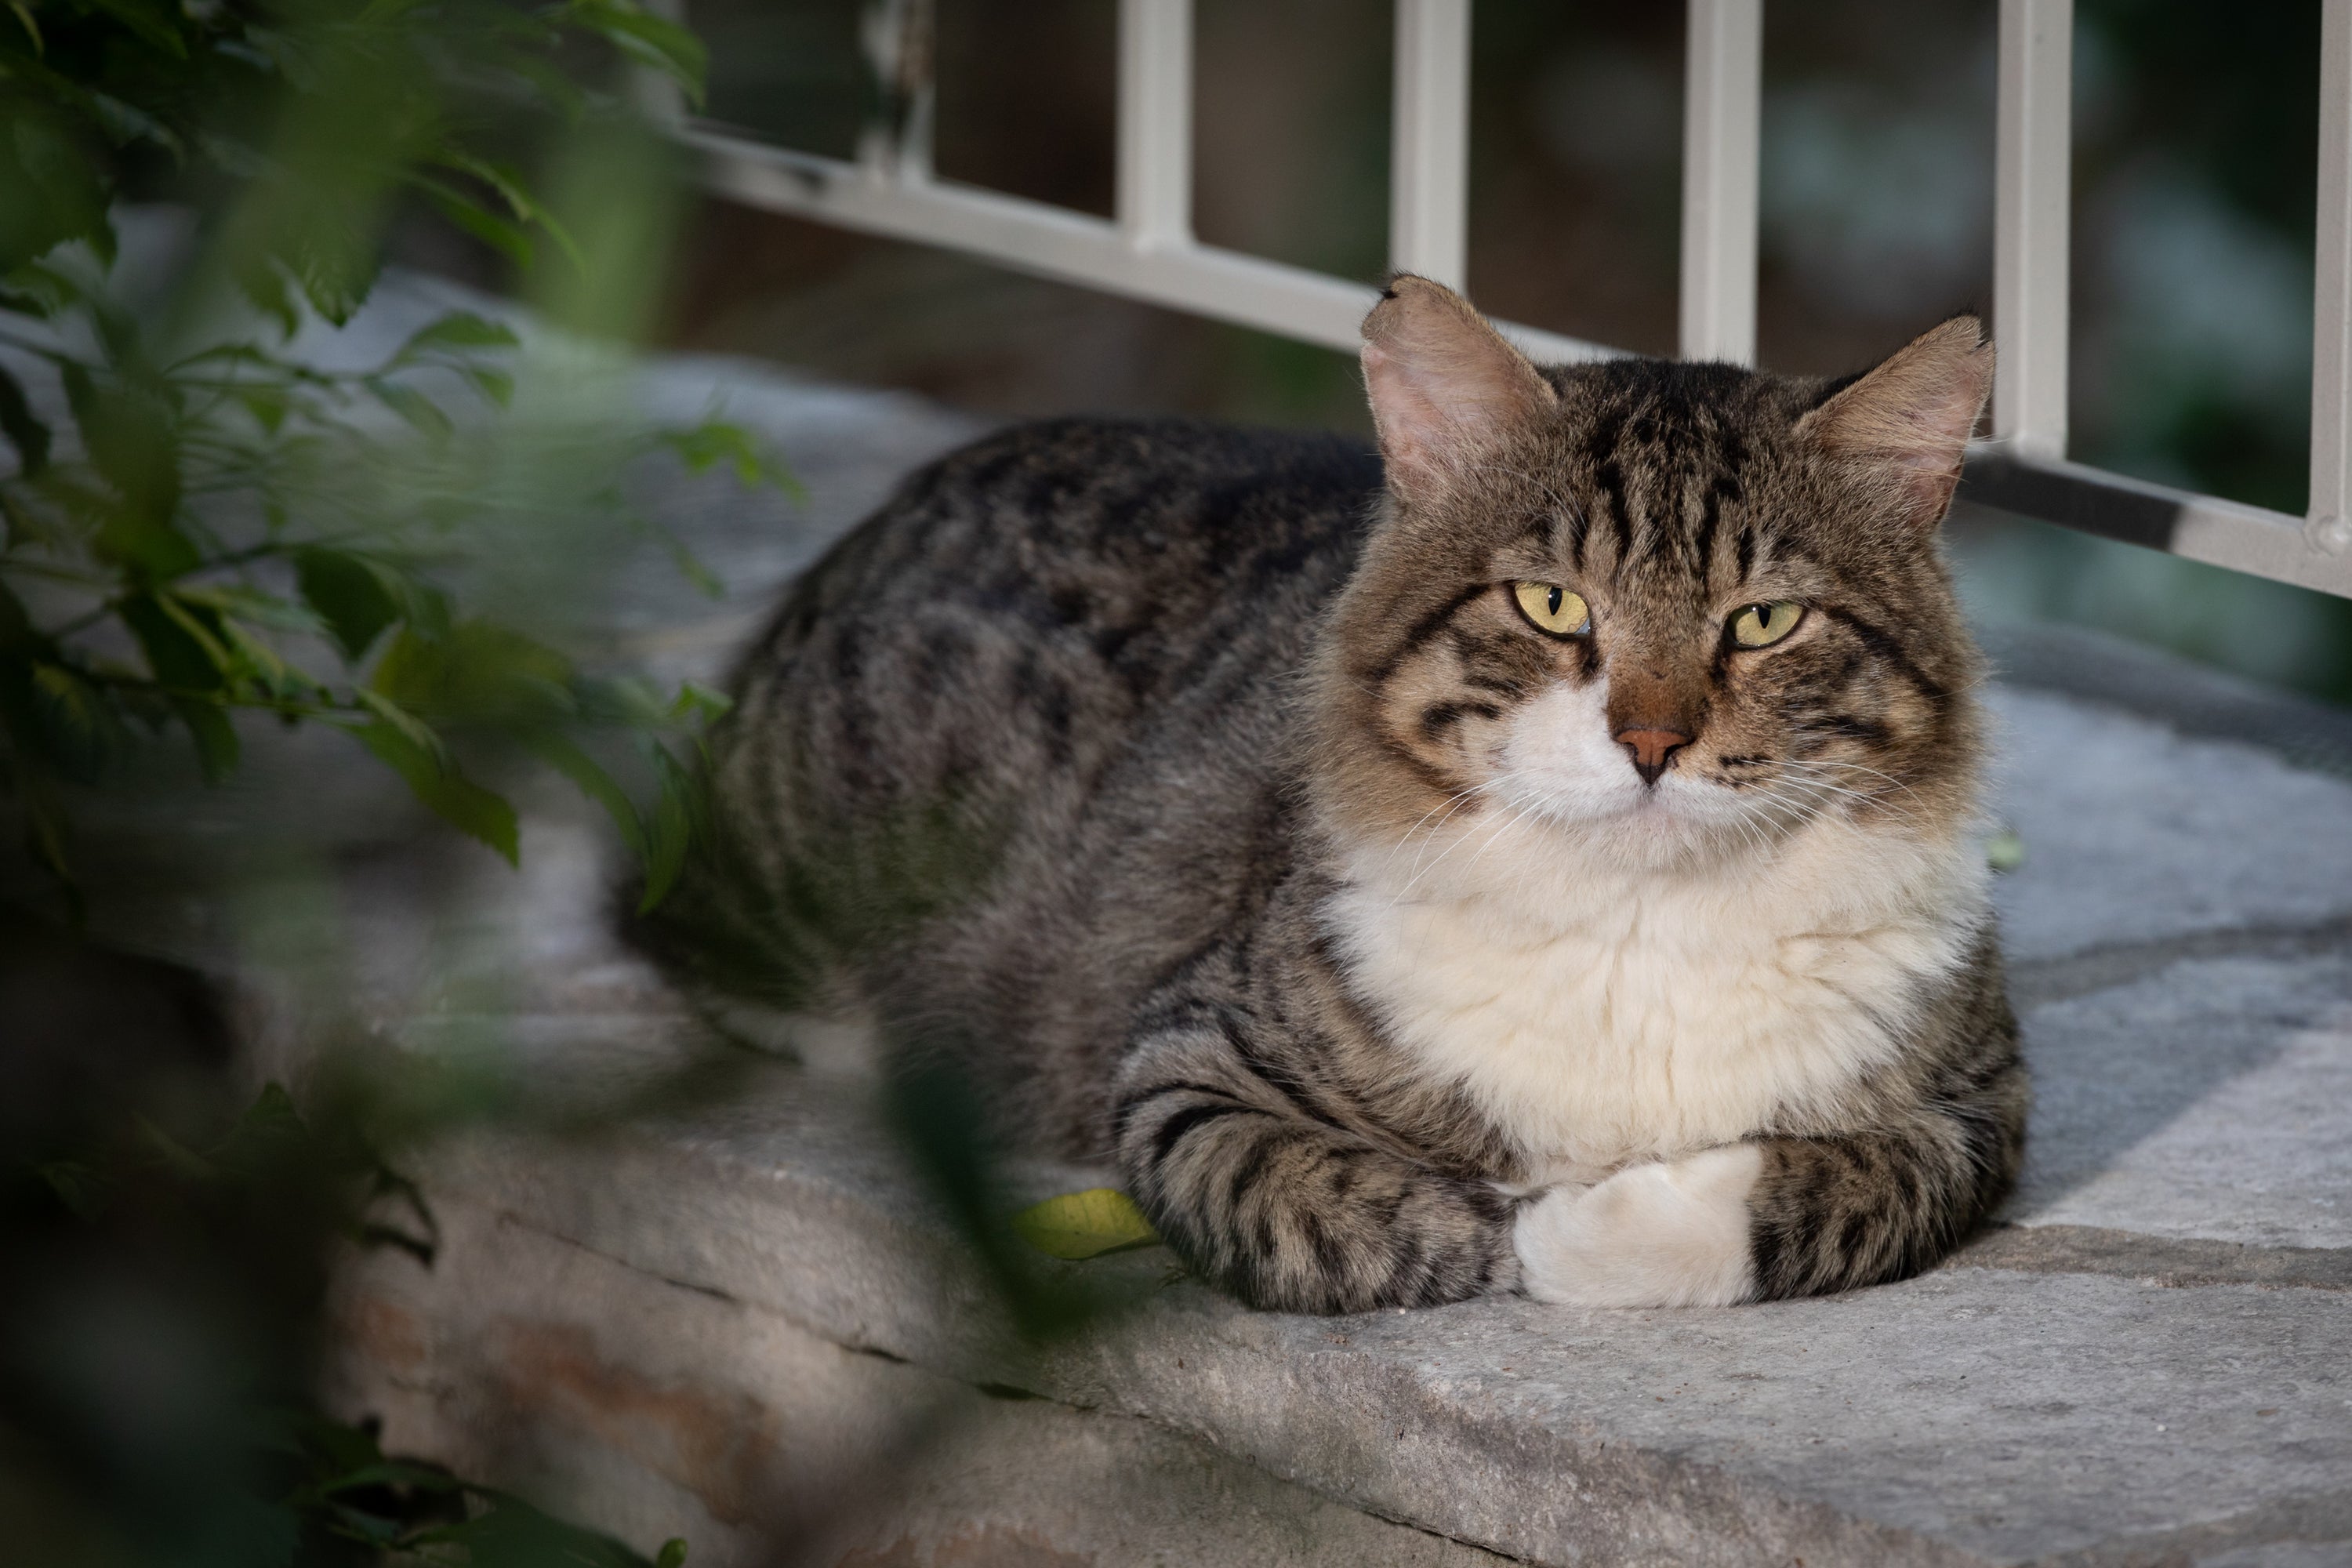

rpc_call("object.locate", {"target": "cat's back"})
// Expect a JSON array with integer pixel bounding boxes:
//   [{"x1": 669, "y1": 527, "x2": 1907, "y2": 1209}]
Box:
[
  {"x1": 730, "y1": 416, "x2": 1384, "y2": 815},
  {"x1": 661, "y1": 418, "x2": 1384, "y2": 1092}
]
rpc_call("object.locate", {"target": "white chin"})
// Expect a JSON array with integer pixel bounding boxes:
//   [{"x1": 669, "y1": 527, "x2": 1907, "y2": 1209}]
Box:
[{"x1": 1557, "y1": 789, "x2": 1748, "y2": 866}]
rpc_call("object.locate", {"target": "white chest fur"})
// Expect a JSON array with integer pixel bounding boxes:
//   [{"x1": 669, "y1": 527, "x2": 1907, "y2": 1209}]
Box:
[{"x1": 1324, "y1": 811, "x2": 1985, "y2": 1181}]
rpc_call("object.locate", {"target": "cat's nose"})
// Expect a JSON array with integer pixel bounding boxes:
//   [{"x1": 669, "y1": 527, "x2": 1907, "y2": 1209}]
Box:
[{"x1": 1614, "y1": 728, "x2": 1691, "y2": 786}]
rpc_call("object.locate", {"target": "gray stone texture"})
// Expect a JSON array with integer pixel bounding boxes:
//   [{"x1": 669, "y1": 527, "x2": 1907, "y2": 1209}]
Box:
[{"x1": 133, "y1": 270, "x2": 2352, "y2": 1566}]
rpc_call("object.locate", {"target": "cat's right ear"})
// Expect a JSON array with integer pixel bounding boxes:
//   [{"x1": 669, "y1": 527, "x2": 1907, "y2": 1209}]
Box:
[
  {"x1": 1361, "y1": 276, "x2": 1556, "y2": 498},
  {"x1": 1795, "y1": 315, "x2": 1993, "y2": 532}
]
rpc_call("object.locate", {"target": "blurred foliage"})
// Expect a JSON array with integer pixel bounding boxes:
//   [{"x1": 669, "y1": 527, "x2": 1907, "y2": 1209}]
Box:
[
  {"x1": 0, "y1": 0, "x2": 786, "y2": 916},
  {"x1": 0, "y1": 0, "x2": 788, "y2": 1560},
  {"x1": 3, "y1": 1052, "x2": 688, "y2": 1567}
]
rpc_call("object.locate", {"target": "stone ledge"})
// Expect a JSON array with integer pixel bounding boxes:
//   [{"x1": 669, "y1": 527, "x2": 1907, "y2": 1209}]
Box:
[{"x1": 328, "y1": 1192, "x2": 1520, "y2": 1568}]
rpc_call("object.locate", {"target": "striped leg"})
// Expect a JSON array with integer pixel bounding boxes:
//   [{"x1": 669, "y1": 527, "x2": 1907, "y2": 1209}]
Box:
[
  {"x1": 1112, "y1": 1003, "x2": 1519, "y2": 1316},
  {"x1": 1746, "y1": 1116, "x2": 2022, "y2": 1299}
]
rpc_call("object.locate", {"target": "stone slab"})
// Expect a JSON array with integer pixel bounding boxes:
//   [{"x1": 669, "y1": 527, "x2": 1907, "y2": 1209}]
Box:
[
  {"x1": 1985, "y1": 688, "x2": 2352, "y2": 964},
  {"x1": 386, "y1": 1052, "x2": 2350, "y2": 1568},
  {"x1": 327, "y1": 1191, "x2": 1512, "y2": 1568},
  {"x1": 2006, "y1": 953, "x2": 2352, "y2": 1249}
]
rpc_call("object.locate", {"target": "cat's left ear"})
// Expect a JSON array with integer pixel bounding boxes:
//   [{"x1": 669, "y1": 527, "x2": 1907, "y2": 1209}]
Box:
[
  {"x1": 1795, "y1": 315, "x2": 1993, "y2": 531},
  {"x1": 1361, "y1": 275, "x2": 1557, "y2": 498}
]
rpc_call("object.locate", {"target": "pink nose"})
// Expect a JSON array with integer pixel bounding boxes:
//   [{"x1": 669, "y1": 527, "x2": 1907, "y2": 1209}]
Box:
[{"x1": 1615, "y1": 728, "x2": 1691, "y2": 786}]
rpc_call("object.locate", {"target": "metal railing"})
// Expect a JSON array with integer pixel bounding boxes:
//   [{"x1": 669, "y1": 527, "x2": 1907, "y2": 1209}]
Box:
[{"x1": 677, "y1": 0, "x2": 2352, "y2": 601}]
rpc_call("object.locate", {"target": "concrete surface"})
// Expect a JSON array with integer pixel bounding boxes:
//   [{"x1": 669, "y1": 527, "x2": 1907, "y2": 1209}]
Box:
[{"x1": 102, "y1": 269, "x2": 2351, "y2": 1566}]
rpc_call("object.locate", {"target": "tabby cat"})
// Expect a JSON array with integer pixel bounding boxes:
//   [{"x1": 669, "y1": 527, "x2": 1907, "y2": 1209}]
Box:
[{"x1": 637, "y1": 277, "x2": 2027, "y2": 1314}]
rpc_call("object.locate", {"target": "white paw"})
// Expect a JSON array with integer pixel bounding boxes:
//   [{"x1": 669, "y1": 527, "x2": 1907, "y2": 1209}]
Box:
[{"x1": 1514, "y1": 1145, "x2": 1762, "y2": 1308}]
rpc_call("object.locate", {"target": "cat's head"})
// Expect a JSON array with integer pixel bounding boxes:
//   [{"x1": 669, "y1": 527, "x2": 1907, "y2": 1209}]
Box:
[{"x1": 1312, "y1": 276, "x2": 1991, "y2": 873}]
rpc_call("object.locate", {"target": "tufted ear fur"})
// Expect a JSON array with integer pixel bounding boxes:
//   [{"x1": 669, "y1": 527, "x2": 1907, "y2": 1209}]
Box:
[
  {"x1": 1795, "y1": 315, "x2": 1994, "y2": 532},
  {"x1": 1360, "y1": 275, "x2": 1557, "y2": 499}
]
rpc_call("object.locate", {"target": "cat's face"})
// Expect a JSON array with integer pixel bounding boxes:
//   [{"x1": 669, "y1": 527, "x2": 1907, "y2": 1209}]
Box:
[{"x1": 1316, "y1": 279, "x2": 1990, "y2": 872}]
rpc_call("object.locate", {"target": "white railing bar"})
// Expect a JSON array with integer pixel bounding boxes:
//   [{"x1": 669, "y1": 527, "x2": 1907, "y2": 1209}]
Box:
[
  {"x1": 2309, "y1": 0, "x2": 2352, "y2": 557},
  {"x1": 1390, "y1": 0, "x2": 1472, "y2": 288},
  {"x1": 1679, "y1": 0, "x2": 1761, "y2": 365},
  {"x1": 1965, "y1": 449, "x2": 2352, "y2": 599},
  {"x1": 1119, "y1": 0, "x2": 1195, "y2": 249},
  {"x1": 858, "y1": 0, "x2": 935, "y2": 182},
  {"x1": 687, "y1": 127, "x2": 1615, "y2": 365},
  {"x1": 1992, "y1": 0, "x2": 2071, "y2": 459}
]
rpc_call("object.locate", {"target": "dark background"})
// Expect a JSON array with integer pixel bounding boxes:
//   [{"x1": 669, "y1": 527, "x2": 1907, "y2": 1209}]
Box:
[{"x1": 435, "y1": 0, "x2": 2352, "y2": 706}]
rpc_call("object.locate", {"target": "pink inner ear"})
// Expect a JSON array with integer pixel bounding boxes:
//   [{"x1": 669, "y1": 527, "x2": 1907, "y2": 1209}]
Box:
[
  {"x1": 1362, "y1": 341, "x2": 1462, "y2": 481},
  {"x1": 1798, "y1": 320, "x2": 1992, "y2": 524},
  {"x1": 1359, "y1": 278, "x2": 1556, "y2": 493}
]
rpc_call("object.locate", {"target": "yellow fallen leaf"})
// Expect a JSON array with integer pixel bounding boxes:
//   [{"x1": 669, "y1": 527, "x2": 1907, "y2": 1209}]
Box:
[
  {"x1": 1986, "y1": 829, "x2": 2027, "y2": 873},
  {"x1": 1013, "y1": 1187, "x2": 1160, "y2": 1260}
]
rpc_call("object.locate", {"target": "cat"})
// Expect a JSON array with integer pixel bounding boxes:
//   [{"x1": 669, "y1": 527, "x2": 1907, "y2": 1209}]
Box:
[{"x1": 633, "y1": 276, "x2": 2027, "y2": 1315}]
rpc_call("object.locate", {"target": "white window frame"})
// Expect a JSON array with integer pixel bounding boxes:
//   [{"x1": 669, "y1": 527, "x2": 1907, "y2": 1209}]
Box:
[{"x1": 676, "y1": 0, "x2": 2352, "y2": 601}]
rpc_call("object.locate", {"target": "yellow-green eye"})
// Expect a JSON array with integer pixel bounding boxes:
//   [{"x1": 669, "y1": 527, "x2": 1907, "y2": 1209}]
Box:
[
  {"x1": 1512, "y1": 581, "x2": 1590, "y2": 636},
  {"x1": 1730, "y1": 601, "x2": 1806, "y2": 648}
]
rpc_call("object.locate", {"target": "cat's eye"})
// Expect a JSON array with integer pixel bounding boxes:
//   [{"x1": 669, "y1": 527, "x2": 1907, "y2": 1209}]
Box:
[
  {"x1": 1729, "y1": 601, "x2": 1806, "y2": 648},
  {"x1": 1512, "y1": 581, "x2": 1590, "y2": 636}
]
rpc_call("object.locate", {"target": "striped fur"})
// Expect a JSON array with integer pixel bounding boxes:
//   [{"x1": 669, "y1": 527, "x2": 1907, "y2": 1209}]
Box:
[{"x1": 633, "y1": 281, "x2": 2026, "y2": 1314}]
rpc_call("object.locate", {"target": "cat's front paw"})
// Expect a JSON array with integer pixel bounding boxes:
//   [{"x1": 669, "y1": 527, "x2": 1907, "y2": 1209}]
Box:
[{"x1": 1514, "y1": 1145, "x2": 1762, "y2": 1308}]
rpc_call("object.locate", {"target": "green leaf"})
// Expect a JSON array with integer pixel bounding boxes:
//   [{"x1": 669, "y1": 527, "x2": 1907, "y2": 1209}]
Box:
[
  {"x1": 372, "y1": 621, "x2": 572, "y2": 724},
  {"x1": 176, "y1": 583, "x2": 323, "y2": 635},
  {"x1": 4, "y1": 116, "x2": 111, "y2": 272},
  {"x1": 314, "y1": 1459, "x2": 464, "y2": 1499},
  {"x1": 365, "y1": 377, "x2": 454, "y2": 441},
  {"x1": 5, "y1": 264, "x2": 85, "y2": 318},
  {"x1": 1012, "y1": 1188, "x2": 1160, "y2": 1260},
  {"x1": 62, "y1": 361, "x2": 191, "y2": 575},
  {"x1": 28, "y1": 662, "x2": 117, "y2": 782},
  {"x1": 659, "y1": 421, "x2": 791, "y2": 492},
  {"x1": 635, "y1": 742, "x2": 697, "y2": 912},
  {"x1": 216, "y1": 619, "x2": 318, "y2": 700},
  {"x1": 83, "y1": 0, "x2": 189, "y2": 57},
  {"x1": 570, "y1": 0, "x2": 709, "y2": 106},
  {"x1": 522, "y1": 729, "x2": 645, "y2": 858},
  {"x1": 154, "y1": 591, "x2": 238, "y2": 678},
  {"x1": 462, "y1": 365, "x2": 514, "y2": 408},
  {"x1": 391, "y1": 310, "x2": 521, "y2": 362},
  {"x1": 500, "y1": 53, "x2": 591, "y2": 124},
  {"x1": 234, "y1": 258, "x2": 302, "y2": 339},
  {"x1": 96, "y1": 511, "x2": 201, "y2": 582},
  {"x1": 84, "y1": 92, "x2": 185, "y2": 160},
  {"x1": 174, "y1": 696, "x2": 241, "y2": 782},
  {"x1": 354, "y1": 720, "x2": 519, "y2": 864},
  {"x1": 0, "y1": 361, "x2": 51, "y2": 477},
  {"x1": 8, "y1": 0, "x2": 42, "y2": 50},
  {"x1": 432, "y1": 151, "x2": 587, "y2": 273},
  {"x1": 418, "y1": 188, "x2": 536, "y2": 269},
  {"x1": 16, "y1": 761, "x2": 77, "y2": 889},
  {"x1": 634, "y1": 513, "x2": 722, "y2": 598},
  {"x1": 122, "y1": 591, "x2": 227, "y2": 691},
  {"x1": 234, "y1": 383, "x2": 291, "y2": 434},
  {"x1": 354, "y1": 688, "x2": 445, "y2": 768},
  {"x1": 667, "y1": 681, "x2": 733, "y2": 724},
  {"x1": 296, "y1": 549, "x2": 404, "y2": 662},
  {"x1": 655, "y1": 1541, "x2": 689, "y2": 1568}
]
